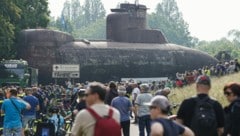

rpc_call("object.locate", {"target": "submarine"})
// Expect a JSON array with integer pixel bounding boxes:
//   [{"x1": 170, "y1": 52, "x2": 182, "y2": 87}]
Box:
[{"x1": 17, "y1": 3, "x2": 218, "y2": 84}]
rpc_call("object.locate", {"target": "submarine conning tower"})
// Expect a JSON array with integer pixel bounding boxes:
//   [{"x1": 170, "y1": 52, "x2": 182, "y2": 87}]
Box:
[{"x1": 107, "y1": 3, "x2": 167, "y2": 44}]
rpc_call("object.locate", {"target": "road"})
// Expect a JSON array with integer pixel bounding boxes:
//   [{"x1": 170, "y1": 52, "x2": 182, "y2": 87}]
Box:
[
  {"x1": 130, "y1": 121, "x2": 139, "y2": 136},
  {"x1": 129, "y1": 118, "x2": 149, "y2": 136}
]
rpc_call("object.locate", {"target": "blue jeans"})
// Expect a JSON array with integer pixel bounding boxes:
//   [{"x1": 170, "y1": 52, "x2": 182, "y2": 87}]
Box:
[
  {"x1": 138, "y1": 115, "x2": 151, "y2": 136},
  {"x1": 3, "y1": 127, "x2": 22, "y2": 136}
]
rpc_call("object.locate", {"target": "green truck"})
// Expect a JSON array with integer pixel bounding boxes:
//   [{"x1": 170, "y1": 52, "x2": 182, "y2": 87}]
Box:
[{"x1": 0, "y1": 59, "x2": 38, "y2": 87}]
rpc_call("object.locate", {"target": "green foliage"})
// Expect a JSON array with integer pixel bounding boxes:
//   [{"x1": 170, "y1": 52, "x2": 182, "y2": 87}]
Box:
[
  {"x1": 83, "y1": 0, "x2": 106, "y2": 26},
  {"x1": 15, "y1": 0, "x2": 50, "y2": 29},
  {"x1": 0, "y1": 0, "x2": 50, "y2": 59},
  {"x1": 147, "y1": 0, "x2": 197, "y2": 47},
  {"x1": 49, "y1": 0, "x2": 106, "y2": 39},
  {"x1": 195, "y1": 37, "x2": 240, "y2": 59},
  {"x1": 74, "y1": 18, "x2": 106, "y2": 40},
  {"x1": 0, "y1": 0, "x2": 21, "y2": 59},
  {"x1": 228, "y1": 29, "x2": 240, "y2": 45},
  {"x1": 71, "y1": 0, "x2": 83, "y2": 28}
]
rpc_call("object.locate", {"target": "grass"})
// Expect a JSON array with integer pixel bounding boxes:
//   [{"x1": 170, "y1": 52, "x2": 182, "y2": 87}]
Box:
[{"x1": 169, "y1": 72, "x2": 240, "y2": 113}]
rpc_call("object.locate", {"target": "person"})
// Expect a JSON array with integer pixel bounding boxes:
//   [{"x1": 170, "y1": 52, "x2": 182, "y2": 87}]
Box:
[
  {"x1": 155, "y1": 87, "x2": 171, "y2": 98},
  {"x1": 0, "y1": 88, "x2": 5, "y2": 135},
  {"x1": 145, "y1": 95, "x2": 194, "y2": 136},
  {"x1": 71, "y1": 82, "x2": 120, "y2": 136},
  {"x1": 74, "y1": 90, "x2": 87, "y2": 113},
  {"x1": 176, "y1": 75, "x2": 224, "y2": 136},
  {"x1": 49, "y1": 107, "x2": 65, "y2": 135},
  {"x1": 17, "y1": 87, "x2": 25, "y2": 98},
  {"x1": 132, "y1": 82, "x2": 141, "y2": 124},
  {"x1": 1, "y1": 88, "x2": 31, "y2": 136},
  {"x1": 111, "y1": 86, "x2": 133, "y2": 136},
  {"x1": 135, "y1": 84, "x2": 153, "y2": 136},
  {"x1": 22, "y1": 88, "x2": 40, "y2": 128},
  {"x1": 32, "y1": 87, "x2": 44, "y2": 118},
  {"x1": 234, "y1": 59, "x2": 240, "y2": 72},
  {"x1": 222, "y1": 82, "x2": 240, "y2": 136},
  {"x1": 175, "y1": 79, "x2": 183, "y2": 88},
  {"x1": 65, "y1": 89, "x2": 87, "y2": 120},
  {"x1": 105, "y1": 81, "x2": 118, "y2": 105}
]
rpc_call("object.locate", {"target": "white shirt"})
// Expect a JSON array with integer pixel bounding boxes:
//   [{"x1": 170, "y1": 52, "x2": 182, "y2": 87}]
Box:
[
  {"x1": 71, "y1": 103, "x2": 120, "y2": 136},
  {"x1": 132, "y1": 87, "x2": 140, "y2": 100}
]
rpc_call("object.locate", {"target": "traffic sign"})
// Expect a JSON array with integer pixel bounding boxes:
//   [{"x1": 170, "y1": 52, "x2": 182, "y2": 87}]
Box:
[
  {"x1": 52, "y1": 71, "x2": 80, "y2": 78},
  {"x1": 53, "y1": 64, "x2": 79, "y2": 72}
]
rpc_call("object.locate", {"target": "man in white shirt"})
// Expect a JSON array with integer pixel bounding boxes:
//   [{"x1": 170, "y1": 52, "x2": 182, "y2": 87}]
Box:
[{"x1": 71, "y1": 82, "x2": 120, "y2": 136}]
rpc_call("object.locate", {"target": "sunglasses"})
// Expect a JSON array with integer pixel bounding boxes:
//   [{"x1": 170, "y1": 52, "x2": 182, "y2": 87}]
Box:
[
  {"x1": 224, "y1": 91, "x2": 233, "y2": 96},
  {"x1": 149, "y1": 106, "x2": 157, "y2": 110}
]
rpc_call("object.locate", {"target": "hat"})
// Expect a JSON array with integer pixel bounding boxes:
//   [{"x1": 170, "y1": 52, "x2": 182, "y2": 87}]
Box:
[
  {"x1": 144, "y1": 95, "x2": 170, "y2": 112},
  {"x1": 196, "y1": 75, "x2": 211, "y2": 86}
]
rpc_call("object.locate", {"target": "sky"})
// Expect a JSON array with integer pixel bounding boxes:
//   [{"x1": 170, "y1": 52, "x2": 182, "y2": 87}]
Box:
[{"x1": 48, "y1": 0, "x2": 240, "y2": 41}]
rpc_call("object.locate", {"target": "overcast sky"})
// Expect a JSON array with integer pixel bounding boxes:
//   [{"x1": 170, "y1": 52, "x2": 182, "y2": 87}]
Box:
[{"x1": 48, "y1": 0, "x2": 240, "y2": 41}]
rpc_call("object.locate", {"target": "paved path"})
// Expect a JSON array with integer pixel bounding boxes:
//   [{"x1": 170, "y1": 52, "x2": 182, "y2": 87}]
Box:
[
  {"x1": 129, "y1": 118, "x2": 149, "y2": 136},
  {"x1": 130, "y1": 121, "x2": 139, "y2": 136}
]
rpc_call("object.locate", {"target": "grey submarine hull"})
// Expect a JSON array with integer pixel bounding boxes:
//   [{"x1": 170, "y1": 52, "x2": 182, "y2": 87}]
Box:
[{"x1": 17, "y1": 29, "x2": 217, "y2": 84}]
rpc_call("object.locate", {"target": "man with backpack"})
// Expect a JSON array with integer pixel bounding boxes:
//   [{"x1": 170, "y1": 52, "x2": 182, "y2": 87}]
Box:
[
  {"x1": 49, "y1": 107, "x2": 65, "y2": 136},
  {"x1": 71, "y1": 82, "x2": 121, "y2": 136},
  {"x1": 176, "y1": 75, "x2": 225, "y2": 136}
]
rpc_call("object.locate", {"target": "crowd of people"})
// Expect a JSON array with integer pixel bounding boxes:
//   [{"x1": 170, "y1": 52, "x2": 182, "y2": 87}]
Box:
[
  {"x1": 0, "y1": 60, "x2": 240, "y2": 136},
  {"x1": 167, "y1": 59, "x2": 240, "y2": 88}
]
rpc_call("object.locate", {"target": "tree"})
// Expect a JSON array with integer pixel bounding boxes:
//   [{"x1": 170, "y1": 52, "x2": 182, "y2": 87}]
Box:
[
  {"x1": 228, "y1": 29, "x2": 240, "y2": 45},
  {"x1": 71, "y1": 0, "x2": 83, "y2": 28},
  {"x1": 0, "y1": 0, "x2": 50, "y2": 59},
  {"x1": 195, "y1": 38, "x2": 240, "y2": 59},
  {"x1": 51, "y1": 0, "x2": 106, "y2": 39},
  {"x1": 83, "y1": 0, "x2": 106, "y2": 26},
  {"x1": 148, "y1": 0, "x2": 196, "y2": 47},
  {"x1": 75, "y1": 18, "x2": 106, "y2": 39},
  {"x1": 15, "y1": 0, "x2": 50, "y2": 30},
  {"x1": 0, "y1": 0, "x2": 21, "y2": 59}
]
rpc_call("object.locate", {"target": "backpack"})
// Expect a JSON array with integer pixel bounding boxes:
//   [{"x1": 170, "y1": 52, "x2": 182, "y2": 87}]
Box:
[
  {"x1": 35, "y1": 121, "x2": 55, "y2": 136},
  {"x1": 190, "y1": 96, "x2": 217, "y2": 136},
  {"x1": 87, "y1": 107, "x2": 121, "y2": 136},
  {"x1": 56, "y1": 114, "x2": 66, "y2": 136}
]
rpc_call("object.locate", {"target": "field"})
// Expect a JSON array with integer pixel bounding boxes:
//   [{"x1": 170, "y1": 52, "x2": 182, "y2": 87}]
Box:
[{"x1": 169, "y1": 72, "x2": 240, "y2": 113}]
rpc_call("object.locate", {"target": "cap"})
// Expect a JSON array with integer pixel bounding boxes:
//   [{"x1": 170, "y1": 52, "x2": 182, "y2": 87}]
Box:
[
  {"x1": 144, "y1": 95, "x2": 170, "y2": 112},
  {"x1": 196, "y1": 75, "x2": 211, "y2": 86}
]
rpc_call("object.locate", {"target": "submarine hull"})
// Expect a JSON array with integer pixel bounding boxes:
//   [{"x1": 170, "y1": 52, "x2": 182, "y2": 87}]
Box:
[{"x1": 17, "y1": 29, "x2": 218, "y2": 84}]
